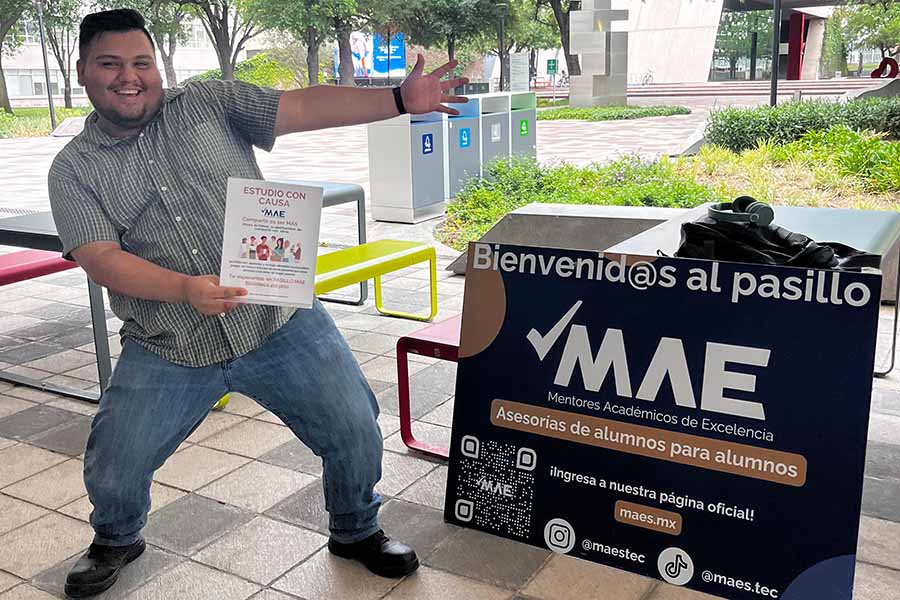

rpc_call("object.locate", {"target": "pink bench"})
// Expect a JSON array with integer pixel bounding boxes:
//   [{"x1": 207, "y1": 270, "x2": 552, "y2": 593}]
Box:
[
  {"x1": 0, "y1": 249, "x2": 78, "y2": 285},
  {"x1": 396, "y1": 314, "x2": 461, "y2": 459}
]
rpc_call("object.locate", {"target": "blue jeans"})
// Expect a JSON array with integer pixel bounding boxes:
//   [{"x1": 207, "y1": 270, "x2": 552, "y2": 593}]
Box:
[{"x1": 84, "y1": 300, "x2": 382, "y2": 546}]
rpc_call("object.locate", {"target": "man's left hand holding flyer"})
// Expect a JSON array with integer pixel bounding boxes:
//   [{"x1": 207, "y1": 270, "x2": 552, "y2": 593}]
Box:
[{"x1": 219, "y1": 177, "x2": 324, "y2": 308}]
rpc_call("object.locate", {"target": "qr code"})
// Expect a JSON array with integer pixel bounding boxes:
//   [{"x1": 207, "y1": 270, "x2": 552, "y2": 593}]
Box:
[{"x1": 455, "y1": 437, "x2": 536, "y2": 539}]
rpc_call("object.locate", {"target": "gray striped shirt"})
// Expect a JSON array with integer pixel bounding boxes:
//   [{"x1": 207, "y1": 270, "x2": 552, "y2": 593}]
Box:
[{"x1": 48, "y1": 80, "x2": 294, "y2": 367}]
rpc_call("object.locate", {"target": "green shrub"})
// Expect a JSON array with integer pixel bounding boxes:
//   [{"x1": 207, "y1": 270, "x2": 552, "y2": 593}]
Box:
[
  {"x1": 187, "y1": 53, "x2": 295, "y2": 89},
  {"x1": 706, "y1": 97, "x2": 900, "y2": 152},
  {"x1": 438, "y1": 155, "x2": 723, "y2": 251},
  {"x1": 538, "y1": 105, "x2": 690, "y2": 122}
]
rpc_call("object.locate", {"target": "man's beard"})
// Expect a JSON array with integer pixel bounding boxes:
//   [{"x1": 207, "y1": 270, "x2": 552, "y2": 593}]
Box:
[{"x1": 92, "y1": 93, "x2": 162, "y2": 132}]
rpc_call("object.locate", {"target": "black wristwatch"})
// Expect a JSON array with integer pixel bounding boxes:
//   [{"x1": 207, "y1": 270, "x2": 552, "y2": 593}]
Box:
[{"x1": 392, "y1": 86, "x2": 407, "y2": 115}]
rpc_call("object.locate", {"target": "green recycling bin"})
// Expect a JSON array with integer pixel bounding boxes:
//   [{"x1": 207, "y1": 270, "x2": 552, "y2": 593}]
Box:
[{"x1": 510, "y1": 92, "x2": 536, "y2": 159}]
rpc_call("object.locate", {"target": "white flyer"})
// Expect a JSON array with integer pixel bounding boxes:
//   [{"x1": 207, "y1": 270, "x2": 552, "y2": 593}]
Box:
[{"x1": 219, "y1": 177, "x2": 323, "y2": 308}]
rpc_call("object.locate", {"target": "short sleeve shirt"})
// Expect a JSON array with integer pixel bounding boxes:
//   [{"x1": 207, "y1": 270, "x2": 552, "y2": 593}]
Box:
[{"x1": 48, "y1": 80, "x2": 294, "y2": 367}]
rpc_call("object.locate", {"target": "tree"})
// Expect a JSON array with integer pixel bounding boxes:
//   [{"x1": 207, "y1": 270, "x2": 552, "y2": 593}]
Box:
[
  {"x1": 173, "y1": 0, "x2": 264, "y2": 80},
  {"x1": 541, "y1": 0, "x2": 579, "y2": 78},
  {"x1": 248, "y1": 0, "x2": 355, "y2": 86},
  {"x1": 515, "y1": 0, "x2": 557, "y2": 83},
  {"x1": 467, "y1": 0, "x2": 553, "y2": 89},
  {"x1": 714, "y1": 10, "x2": 773, "y2": 79},
  {"x1": 97, "y1": 0, "x2": 189, "y2": 87},
  {"x1": 0, "y1": 0, "x2": 29, "y2": 113},
  {"x1": 823, "y1": 12, "x2": 850, "y2": 77},
  {"x1": 399, "y1": 0, "x2": 494, "y2": 63},
  {"x1": 43, "y1": 0, "x2": 82, "y2": 108},
  {"x1": 843, "y1": 1, "x2": 900, "y2": 59}
]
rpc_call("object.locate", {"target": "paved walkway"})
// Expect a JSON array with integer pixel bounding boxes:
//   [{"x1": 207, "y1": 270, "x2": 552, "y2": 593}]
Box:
[
  {"x1": 0, "y1": 108, "x2": 897, "y2": 599},
  {"x1": 0, "y1": 112, "x2": 709, "y2": 220}
]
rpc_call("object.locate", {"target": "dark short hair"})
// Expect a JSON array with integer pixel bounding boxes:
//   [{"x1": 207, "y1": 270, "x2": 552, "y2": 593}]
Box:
[{"x1": 79, "y1": 9, "x2": 155, "y2": 61}]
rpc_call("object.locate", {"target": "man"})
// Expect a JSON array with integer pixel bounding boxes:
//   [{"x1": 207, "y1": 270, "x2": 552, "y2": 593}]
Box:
[
  {"x1": 256, "y1": 235, "x2": 271, "y2": 261},
  {"x1": 49, "y1": 9, "x2": 467, "y2": 598}
]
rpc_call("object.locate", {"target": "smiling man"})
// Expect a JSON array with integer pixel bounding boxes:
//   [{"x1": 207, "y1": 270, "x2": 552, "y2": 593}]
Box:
[{"x1": 49, "y1": 9, "x2": 467, "y2": 599}]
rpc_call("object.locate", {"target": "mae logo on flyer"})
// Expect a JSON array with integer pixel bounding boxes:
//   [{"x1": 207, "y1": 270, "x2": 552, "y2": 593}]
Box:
[{"x1": 445, "y1": 242, "x2": 880, "y2": 600}]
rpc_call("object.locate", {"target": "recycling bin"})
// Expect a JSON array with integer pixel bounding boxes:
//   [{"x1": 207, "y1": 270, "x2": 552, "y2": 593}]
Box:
[
  {"x1": 510, "y1": 92, "x2": 537, "y2": 159},
  {"x1": 368, "y1": 112, "x2": 448, "y2": 223},
  {"x1": 479, "y1": 94, "x2": 511, "y2": 173},
  {"x1": 446, "y1": 97, "x2": 482, "y2": 199}
]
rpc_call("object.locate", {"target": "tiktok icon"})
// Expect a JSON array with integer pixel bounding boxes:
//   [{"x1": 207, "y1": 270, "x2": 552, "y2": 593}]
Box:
[{"x1": 657, "y1": 547, "x2": 694, "y2": 586}]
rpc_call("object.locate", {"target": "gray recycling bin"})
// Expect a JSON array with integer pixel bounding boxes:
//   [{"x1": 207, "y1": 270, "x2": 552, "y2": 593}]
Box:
[
  {"x1": 446, "y1": 98, "x2": 482, "y2": 198},
  {"x1": 479, "y1": 94, "x2": 512, "y2": 171},
  {"x1": 368, "y1": 112, "x2": 448, "y2": 223},
  {"x1": 510, "y1": 92, "x2": 537, "y2": 159}
]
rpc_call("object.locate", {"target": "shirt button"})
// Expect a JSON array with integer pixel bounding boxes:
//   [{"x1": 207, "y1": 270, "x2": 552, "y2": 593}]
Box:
[
  {"x1": 139, "y1": 132, "x2": 144, "y2": 138},
  {"x1": 161, "y1": 186, "x2": 168, "y2": 192},
  {"x1": 191, "y1": 248, "x2": 199, "y2": 255},
  {"x1": 175, "y1": 216, "x2": 182, "y2": 222},
  {"x1": 148, "y1": 159, "x2": 154, "y2": 165}
]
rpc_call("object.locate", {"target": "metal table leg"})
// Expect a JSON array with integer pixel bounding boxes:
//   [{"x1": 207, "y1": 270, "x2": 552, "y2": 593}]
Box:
[
  {"x1": 875, "y1": 263, "x2": 899, "y2": 378},
  {"x1": 319, "y1": 192, "x2": 368, "y2": 306}
]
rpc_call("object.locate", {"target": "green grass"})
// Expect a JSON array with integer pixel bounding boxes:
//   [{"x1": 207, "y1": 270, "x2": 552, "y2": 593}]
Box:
[
  {"x1": 0, "y1": 106, "x2": 93, "y2": 139},
  {"x1": 537, "y1": 105, "x2": 690, "y2": 122},
  {"x1": 537, "y1": 98, "x2": 569, "y2": 108}
]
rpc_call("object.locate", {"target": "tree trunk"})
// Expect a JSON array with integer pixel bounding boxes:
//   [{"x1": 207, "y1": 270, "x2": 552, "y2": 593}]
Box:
[
  {"x1": 64, "y1": 31, "x2": 72, "y2": 108},
  {"x1": 157, "y1": 33, "x2": 178, "y2": 87},
  {"x1": 447, "y1": 36, "x2": 456, "y2": 63},
  {"x1": 336, "y1": 22, "x2": 355, "y2": 86},
  {"x1": 0, "y1": 53, "x2": 12, "y2": 115},
  {"x1": 217, "y1": 37, "x2": 235, "y2": 80},
  {"x1": 530, "y1": 48, "x2": 538, "y2": 84},
  {"x1": 305, "y1": 27, "x2": 320, "y2": 86},
  {"x1": 548, "y1": 0, "x2": 581, "y2": 77},
  {"x1": 730, "y1": 56, "x2": 738, "y2": 79},
  {"x1": 0, "y1": 14, "x2": 22, "y2": 113},
  {"x1": 47, "y1": 29, "x2": 73, "y2": 108}
]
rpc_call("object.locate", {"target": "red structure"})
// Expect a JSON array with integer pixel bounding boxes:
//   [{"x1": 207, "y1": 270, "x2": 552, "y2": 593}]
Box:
[
  {"x1": 786, "y1": 12, "x2": 806, "y2": 81},
  {"x1": 871, "y1": 57, "x2": 899, "y2": 79}
]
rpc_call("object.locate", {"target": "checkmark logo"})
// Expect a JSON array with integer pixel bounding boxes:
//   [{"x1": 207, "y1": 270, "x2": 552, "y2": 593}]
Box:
[{"x1": 527, "y1": 301, "x2": 583, "y2": 361}]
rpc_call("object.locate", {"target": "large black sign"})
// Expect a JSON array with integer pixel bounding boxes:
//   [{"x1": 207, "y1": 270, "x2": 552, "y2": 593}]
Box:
[{"x1": 445, "y1": 243, "x2": 880, "y2": 599}]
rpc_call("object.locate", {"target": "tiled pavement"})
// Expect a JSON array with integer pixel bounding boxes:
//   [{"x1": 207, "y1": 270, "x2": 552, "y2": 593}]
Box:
[
  {"x1": 0, "y1": 104, "x2": 898, "y2": 598},
  {"x1": 0, "y1": 259, "x2": 897, "y2": 600}
]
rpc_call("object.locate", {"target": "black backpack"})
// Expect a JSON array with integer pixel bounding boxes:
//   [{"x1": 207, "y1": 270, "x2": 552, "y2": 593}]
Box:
[{"x1": 674, "y1": 199, "x2": 880, "y2": 271}]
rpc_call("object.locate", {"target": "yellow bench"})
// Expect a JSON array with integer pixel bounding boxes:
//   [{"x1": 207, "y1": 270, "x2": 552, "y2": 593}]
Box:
[
  {"x1": 315, "y1": 239, "x2": 438, "y2": 322},
  {"x1": 213, "y1": 240, "x2": 437, "y2": 411}
]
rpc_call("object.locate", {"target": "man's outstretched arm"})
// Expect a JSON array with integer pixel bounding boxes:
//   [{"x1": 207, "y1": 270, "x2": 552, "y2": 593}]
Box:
[{"x1": 274, "y1": 54, "x2": 468, "y2": 136}]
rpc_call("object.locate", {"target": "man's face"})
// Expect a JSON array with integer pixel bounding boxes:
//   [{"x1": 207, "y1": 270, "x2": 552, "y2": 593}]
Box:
[
  {"x1": 77, "y1": 30, "x2": 163, "y2": 136},
  {"x1": 261, "y1": 237, "x2": 267, "y2": 244}
]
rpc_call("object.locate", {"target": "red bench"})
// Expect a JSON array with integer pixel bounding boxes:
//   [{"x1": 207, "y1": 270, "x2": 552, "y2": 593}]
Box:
[
  {"x1": 0, "y1": 249, "x2": 78, "y2": 285},
  {"x1": 396, "y1": 314, "x2": 461, "y2": 459}
]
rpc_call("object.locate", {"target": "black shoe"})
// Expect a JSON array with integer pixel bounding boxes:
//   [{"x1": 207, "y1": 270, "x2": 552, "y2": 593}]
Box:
[
  {"x1": 64, "y1": 539, "x2": 146, "y2": 598},
  {"x1": 328, "y1": 530, "x2": 419, "y2": 578}
]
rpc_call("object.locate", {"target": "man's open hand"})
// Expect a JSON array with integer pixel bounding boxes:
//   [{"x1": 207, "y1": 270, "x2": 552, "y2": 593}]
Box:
[
  {"x1": 400, "y1": 54, "x2": 470, "y2": 116},
  {"x1": 182, "y1": 275, "x2": 248, "y2": 316}
]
